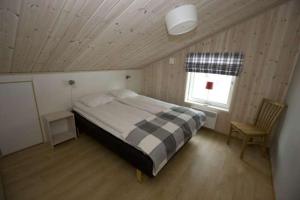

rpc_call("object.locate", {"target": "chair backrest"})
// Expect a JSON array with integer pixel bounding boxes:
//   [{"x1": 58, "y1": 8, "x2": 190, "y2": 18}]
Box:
[{"x1": 255, "y1": 98, "x2": 286, "y2": 133}]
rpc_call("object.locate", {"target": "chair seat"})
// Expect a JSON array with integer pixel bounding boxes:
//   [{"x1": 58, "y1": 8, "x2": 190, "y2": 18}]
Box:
[{"x1": 231, "y1": 121, "x2": 267, "y2": 136}]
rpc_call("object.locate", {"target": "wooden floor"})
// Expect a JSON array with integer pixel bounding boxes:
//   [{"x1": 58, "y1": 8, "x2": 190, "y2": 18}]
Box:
[{"x1": 0, "y1": 129, "x2": 274, "y2": 200}]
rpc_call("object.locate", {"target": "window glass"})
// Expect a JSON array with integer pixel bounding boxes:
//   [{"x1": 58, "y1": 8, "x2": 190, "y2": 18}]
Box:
[{"x1": 185, "y1": 72, "x2": 235, "y2": 109}]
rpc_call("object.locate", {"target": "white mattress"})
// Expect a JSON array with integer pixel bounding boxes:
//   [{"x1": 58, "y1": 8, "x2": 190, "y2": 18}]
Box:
[
  {"x1": 117, "y1": 95, "x2": 176, "y2": 114},
  {"x1": 73, "y1": 100, "x2": 152, "y2": 138}
]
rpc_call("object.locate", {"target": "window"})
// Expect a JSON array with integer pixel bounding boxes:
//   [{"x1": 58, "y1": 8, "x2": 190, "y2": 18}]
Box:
[
  {"x1": 184, "y1": 52, "x2": 243, "y2": 110},
  {"x1": 185, "y1": 72, "x2": 235, "y2": 110}
]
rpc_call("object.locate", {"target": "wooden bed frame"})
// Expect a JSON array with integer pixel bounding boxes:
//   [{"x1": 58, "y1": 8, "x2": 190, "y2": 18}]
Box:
[{"x1": 73, "y1": 111, "x2": 153, "y2": 181}]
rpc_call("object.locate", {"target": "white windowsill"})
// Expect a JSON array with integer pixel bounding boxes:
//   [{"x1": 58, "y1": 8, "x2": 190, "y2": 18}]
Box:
[{"x1": 185, "y1": 100, "x2": 229, "y2": 112}]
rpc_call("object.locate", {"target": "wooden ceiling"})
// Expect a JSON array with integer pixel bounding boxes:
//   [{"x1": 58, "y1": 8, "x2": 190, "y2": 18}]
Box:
[{"x1": 0, "y1": 0, "x2": 289, "y2": 73}]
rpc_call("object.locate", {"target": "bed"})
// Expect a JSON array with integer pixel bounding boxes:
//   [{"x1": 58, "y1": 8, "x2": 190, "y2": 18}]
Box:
[{"x1": 73, "y1": 90, "x2": 206, "y2": 180}]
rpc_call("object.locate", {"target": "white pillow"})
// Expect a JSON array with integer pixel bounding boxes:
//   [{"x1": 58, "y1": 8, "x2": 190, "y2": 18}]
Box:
[
  {"x1": 80, "y1": 93, "x2": 114, "y2": 107},
  {"x1": 109, "y1": 89, "x2": 138, "y2": 99}
]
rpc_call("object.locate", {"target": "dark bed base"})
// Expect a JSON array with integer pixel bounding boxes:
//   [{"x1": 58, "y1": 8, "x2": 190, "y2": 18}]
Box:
[{"x1": 73, "y1": 111, "x2": 154, "y2": 177}]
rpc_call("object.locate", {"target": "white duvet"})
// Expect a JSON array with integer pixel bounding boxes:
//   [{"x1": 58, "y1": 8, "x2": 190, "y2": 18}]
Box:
[
  {"x1": 73, "y1": 101, "x2": 152, "y2": 135},
  {"x1": 117, "y1": 95, "x2": 176, "y2": 114}
]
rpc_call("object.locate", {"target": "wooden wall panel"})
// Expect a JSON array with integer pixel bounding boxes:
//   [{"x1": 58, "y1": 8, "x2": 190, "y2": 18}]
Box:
[{"x1": 143, "y1": 0, "x2": 300, "y2": 134}]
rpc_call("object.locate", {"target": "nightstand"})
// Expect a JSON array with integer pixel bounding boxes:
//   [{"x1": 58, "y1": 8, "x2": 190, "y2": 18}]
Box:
[{"x1": 43, "y1": 111, "x2": 77, "y2": 147}]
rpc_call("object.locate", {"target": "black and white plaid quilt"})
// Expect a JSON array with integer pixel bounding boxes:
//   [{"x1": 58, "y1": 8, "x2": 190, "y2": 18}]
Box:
[{"x1": 125, "y1": 107, "x2": 206, "y2": 175}]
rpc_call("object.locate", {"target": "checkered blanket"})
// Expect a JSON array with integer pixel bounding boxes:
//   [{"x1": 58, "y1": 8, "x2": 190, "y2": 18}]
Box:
[{"x1": 125, "y1": 107, "x2": 206, "y2": 175}]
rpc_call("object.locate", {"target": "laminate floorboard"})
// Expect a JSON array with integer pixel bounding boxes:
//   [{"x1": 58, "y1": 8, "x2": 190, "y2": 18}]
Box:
[{"x1": 0, "y1": 129, "x2": 273, "y2": 200}]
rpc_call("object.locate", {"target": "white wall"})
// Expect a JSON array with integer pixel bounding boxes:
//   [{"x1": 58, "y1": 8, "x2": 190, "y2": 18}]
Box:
[
  {"x1": 0, "y1": 70, "x2": 143, "y2": 140},
  {"x1": 271, "y1": 61, "x2": 300, "y2": 200}
]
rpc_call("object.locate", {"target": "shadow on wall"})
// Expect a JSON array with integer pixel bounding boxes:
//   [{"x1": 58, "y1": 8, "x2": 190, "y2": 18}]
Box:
[
  {"x1": 270, "y1": 61, "x2": 300, "y2": 200},
  {"x1": 0, "y1": 154, "x2": 6, "y2": 200},
  {"x1": 270, "y1": 108, "x2": 288, "y2": 164}
]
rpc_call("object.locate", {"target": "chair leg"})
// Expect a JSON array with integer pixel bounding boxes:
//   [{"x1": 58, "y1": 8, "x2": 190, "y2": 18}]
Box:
[
  {"x1": 227, "y1": 125, "x2": 233, "y2": 145},
  {"x1": 240, "y1": 135, "x2": 250, "y2": 159}
]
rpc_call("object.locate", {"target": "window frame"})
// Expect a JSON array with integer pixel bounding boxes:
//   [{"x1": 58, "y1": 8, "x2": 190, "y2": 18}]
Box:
[{"x1": 184, "y1": 72, "x2": 236, "y2": 110}]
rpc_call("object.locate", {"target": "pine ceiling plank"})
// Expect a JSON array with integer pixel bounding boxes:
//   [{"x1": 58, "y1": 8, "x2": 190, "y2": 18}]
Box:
[
  {"x1": 19, "y1": 0, "x2": 54, "y2": 73},
  {"x1": 88, "y1": 0, "x2": 198, "y2": 69},
  {"x1": 0, "y1": 0, "x2": 22, "y2": 73},
  {"x1": 42, "y1": 0, "x2": 109, "y2": 71},
  {"x1": 59, "y1": 0, "x2": 136, "y2": 71},
  {"x1": 23, "y1": 0, "x2": 68, "y2": 72},
  {"x1": 98, "y1": 0, "x2": 201, "y2": 68},
  {"x1": 11, "y1": 0, "x2": 67, "y2": 73},
  {"x1": 69, "y1": 0, "x2": 197, "y2": 70},
  {"x1": 36, "y1": 0, "x2": 108, "y2": 72},
  {"x1": 67, "y1": 0, "x2": 154, "y2": 70},
  {"x1": 59, "y1": 0, "x2": 127, "y2": 70},
  {"x1": 86, "y1": 0, "x2": 173, "y2": 69},
  {"x1": 11, "y1": 0, "x2": 47, "y2": 72},
  {"x1": 84, "y1": 0, "x2": 166, "y2": 69},
  {"x1": 30, "y1": 0, "x2": 88, "y2": 72}
]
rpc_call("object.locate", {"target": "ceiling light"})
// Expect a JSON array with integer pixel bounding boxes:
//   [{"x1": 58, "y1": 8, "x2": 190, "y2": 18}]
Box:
[{"x1": 165, "y1": 4, "x2": 198, "y2": 35}]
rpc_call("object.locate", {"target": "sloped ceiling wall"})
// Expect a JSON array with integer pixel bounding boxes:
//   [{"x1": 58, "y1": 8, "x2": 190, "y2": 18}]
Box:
[{"x1": 0, "y1": 0, "x2": 289, "y2": 73}]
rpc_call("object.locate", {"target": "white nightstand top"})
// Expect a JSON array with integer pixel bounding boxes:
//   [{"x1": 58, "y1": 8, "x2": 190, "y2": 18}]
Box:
[{"x1": 44, "y1": 111, "x2": 74, "y2": 122}]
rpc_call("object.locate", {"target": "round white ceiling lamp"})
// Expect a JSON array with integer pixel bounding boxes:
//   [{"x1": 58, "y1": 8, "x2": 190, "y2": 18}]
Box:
[{"x1": 165, "y1": 4, "x2": 198, "y2": 35}]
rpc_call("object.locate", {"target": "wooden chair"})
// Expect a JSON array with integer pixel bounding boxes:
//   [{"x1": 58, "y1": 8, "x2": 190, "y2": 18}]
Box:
[{"x1": 227, "y1": 98, "x2": 285, "y2": 159}]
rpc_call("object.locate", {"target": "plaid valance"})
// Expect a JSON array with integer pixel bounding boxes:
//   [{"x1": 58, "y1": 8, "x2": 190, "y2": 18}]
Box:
[{"x1": 185, "y1": 52, "x2": 244, "y2": 76}]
